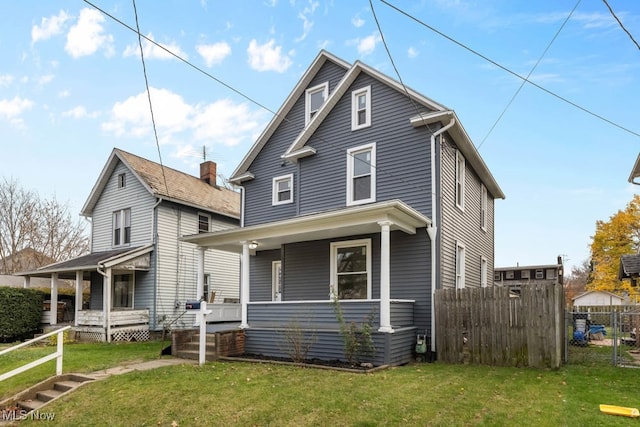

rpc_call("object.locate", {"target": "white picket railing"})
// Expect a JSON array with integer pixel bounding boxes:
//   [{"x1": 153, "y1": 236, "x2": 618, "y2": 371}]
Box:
[{"x1": 0, "y1": 325, "x2": 72, "y2": 382}]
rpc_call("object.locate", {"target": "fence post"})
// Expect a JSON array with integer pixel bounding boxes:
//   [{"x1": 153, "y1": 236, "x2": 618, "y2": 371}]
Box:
[
  {"x1": 56, "y1": 328, "x2": 64, "y2": 376},
  {"x1": 612, "y1": 312, "x2": 617, "y2": 367}
]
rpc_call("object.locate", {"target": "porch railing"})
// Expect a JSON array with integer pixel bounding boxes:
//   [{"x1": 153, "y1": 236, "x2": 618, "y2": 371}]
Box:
[
  {"x1": 0, "y1": 326, "x2": 71, "y2": 382},
  {"x1": 76, "y1": 309, "x2": 149, "y2": 327}
]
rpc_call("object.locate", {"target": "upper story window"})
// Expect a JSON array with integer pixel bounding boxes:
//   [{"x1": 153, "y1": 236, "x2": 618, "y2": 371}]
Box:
[
  {"x1": 455, "y1": 241, "x2": 465, "y2": 289},
  {"x1": 494, "y1": 271, "x2": 501, "y2": 281},
  {"x1": 272, "y1": 174, "x2": 293, "y2": 205},
  {"x1": 113, "y1": 208, "x2": 131, "y2": 246},
  {"x1": 480, "y1": 184, "x2": 487, "y2": 231},
  {"x1": 521, "y1": 270, "x2": 531, "y2": 279},
  {"x1": 330, "y1": 239, "x2": 371, "y2": 300},
  {"x1": 305, "y1": 82, "x2": 328, "y2": 126},
  {"x1": 481, "y1": 257, "x2": 488, "y2": 288},
  {"x1": 198, "y1": 213, "x2": 210, "y2": 233},
  {"x1": 346, "y1": 143, "x2": 376, "y2": 206},
  {"x1": 455, "y1": 151, "x2": 465, "y2": 210},
  {"x1": 351, "y1": 86, "x2": 371, "y2": 130},
  {"x1": 118, "y1": 173, "x2": 126, "y2": 189}
]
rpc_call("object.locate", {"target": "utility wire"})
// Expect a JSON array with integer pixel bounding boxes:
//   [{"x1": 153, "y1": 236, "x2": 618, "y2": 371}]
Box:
[
  {"x1": 378, "y1": 0, "x2": 640, "y2": 139},
  {"x1": 602, "y1": 0, "x2": 640, "y2": 51},
  {"x1": 132, "y1": 0, "x2": 169, "y2": 195},
  {"x1": 478, "y1": 0, "x2": 582, "y2": 149}
]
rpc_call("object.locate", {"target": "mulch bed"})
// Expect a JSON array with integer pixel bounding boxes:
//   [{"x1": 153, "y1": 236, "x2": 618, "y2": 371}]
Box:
[{"x1": 220, "y1": 353, "x2": 388, "y2": 373}]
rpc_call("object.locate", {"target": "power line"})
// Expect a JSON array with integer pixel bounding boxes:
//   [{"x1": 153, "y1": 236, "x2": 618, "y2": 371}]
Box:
[
  {"x1": 131, "y1": 0, "x2": 168, "y2": 195},
  {"x1": 602, "y1": 0, "x2": 640, "y2": 51},
  {"x1": 378, "y1": 0, "x2": 640, "y2": 140},
  {"x1": 478, "y1": 0, "x2": 582, "y2": 149}
]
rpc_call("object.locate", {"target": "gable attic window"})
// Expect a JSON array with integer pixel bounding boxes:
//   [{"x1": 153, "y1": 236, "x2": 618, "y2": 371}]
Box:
[
  {"x1": 118, "y1": 173, "x2": 126, "y2": 189},
  {"x1": 346, "y1": 143, "x2": 376, "y2": 206},
  {"x1": 113, "y1": 208, "x2": 131, "y2": 246},
  {"x1": 272, "y1": 174, "x2": 293, "y2": 205},
  {"x1": 480, "y1": 184, "x2": 487, "y2": 231},
  {"x1": 305, "y1": 82, "x2": 328, "y2": 126},
  {"x1": 198, "y1": 213, "x2": 210, "y2": 233},
  {"x1": 455, "y1": 151, "x2": 466, "y2": 211},
  {"x1": 351, "y1": 85, "x2": 371, "y2": 130}
]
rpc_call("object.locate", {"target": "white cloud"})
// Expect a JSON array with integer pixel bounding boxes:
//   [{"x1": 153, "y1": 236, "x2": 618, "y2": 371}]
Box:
[
  {"x1": 123, "y1": 33, "x2": 188, "y2": 60},
  {"x1": 356, "y1": 32, "x2": 381, "y2": 56},
  {"x1": 0, "y1": 97, "x2": 34, "y2": 119},
  {"x1": 0, "y1": 74, "x2": 14, "y2": 87},
  {"x1": 196, "y1": 42, "x2": 231, "y2": 67},
  {"x1": 192, "y1": 99, "x2": 263, "y2": 146},
  {"x1": 408, "y1": 47, "x2": 419, "y2": 58},
  {"x1": 38, "y1": 74, "x2": 54, "y2": 85},
  {"x1": 58, "y1": 90, "x2": 70, "y2": 98},
  {"x1": 65, "y1": 8, "x2": 114, "y2": 58},
  {"x1": 247, "y1": 39, "x2": 292, "y2": 73},
  {"x1": 295, "y1": 1, "x2": 319, "y2": 42},
  {"x1": 102, "y1": 88, "x2": 192, "y2": 137},
  {"x1": 352, "y1": 16, "x2": 365, "y2": 28},
  {"x1": 32, "y1": 10, "x2": 70, "y2": 43},
  {"x1": 62, "y1": 106, "x2": 99, "y2": 119}
]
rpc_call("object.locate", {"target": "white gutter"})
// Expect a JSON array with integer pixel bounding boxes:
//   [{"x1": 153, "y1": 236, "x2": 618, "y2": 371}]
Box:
[{"x1": 427, "y1": 116, "x2": 455, "y2": 353}]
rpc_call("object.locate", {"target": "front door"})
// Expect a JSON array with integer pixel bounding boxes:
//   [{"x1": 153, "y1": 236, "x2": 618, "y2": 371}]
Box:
[{"x1": 272, "y1": 261, "x2": 282, "y2": 302}]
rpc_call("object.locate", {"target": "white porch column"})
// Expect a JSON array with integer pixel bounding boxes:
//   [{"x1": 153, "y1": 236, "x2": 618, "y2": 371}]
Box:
[
  {"x1": 23, "y1": 276, "x2": 30, "y2": 289},
  {"x1": 196, "y1": 247, "x2": 205, "y2": 300},
  {"x1": 378, "y1": 221, "x2": 393, "y2": 333},
  {"x1": 75, "y1": 271, "x2": 83, "y2": 327},
  {"x1": 103, "y1": 268, "x2": 112, "y2": 342},
  {"x1": 50, "y1": 273, "x2": 59, "y2": 326},
  {"x1": 240, "y1": 242, "x2": 250, "y2": 329}
]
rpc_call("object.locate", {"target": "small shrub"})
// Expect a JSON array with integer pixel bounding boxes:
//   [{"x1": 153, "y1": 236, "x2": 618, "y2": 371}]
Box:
[
  {"x1": 0, "y1": 287, "x2": 46, "y2": 342},
  {"x1": 281, "y1": 319, "x2": 317, "y2": 363},
  {"x1": 331, "y1": 291, "x2": 376, "y2": 366}
]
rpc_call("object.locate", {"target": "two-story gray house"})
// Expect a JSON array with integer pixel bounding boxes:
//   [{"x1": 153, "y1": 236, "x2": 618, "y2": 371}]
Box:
[
  {"x1": 183, "y1": 51, "x2": 504, "y2": 365},
  {"x1": 19, "y1": 148, "x2": 241, "y2": 342}
]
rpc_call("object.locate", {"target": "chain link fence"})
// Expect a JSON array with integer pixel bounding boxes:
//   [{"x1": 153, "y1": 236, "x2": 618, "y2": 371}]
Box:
[{"x1": 566, "y1": 311, "x2": 640, "y2": 367}]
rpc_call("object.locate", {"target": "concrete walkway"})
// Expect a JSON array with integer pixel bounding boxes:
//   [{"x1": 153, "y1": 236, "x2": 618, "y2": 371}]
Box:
[{"x1": 90, "y1": 357, "x2": 197, "y2": 380}]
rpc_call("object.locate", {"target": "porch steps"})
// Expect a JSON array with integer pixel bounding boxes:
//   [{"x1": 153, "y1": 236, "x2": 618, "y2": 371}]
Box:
[
  {"x1": 174, "y1": 333, "x2": 218, "y2": 361},
  {"x1": 0, "y1": 374, "x2": 94, "y2": 416}
]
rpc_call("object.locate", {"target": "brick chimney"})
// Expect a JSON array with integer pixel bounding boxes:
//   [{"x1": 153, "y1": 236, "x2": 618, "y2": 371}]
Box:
[{"x1": 200, "y1": 160, "x2": 217, "y2": 186}]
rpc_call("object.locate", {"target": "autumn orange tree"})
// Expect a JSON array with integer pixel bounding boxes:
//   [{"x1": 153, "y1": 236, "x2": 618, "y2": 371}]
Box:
[{"x1": 589, "y1": 194, "x2": 640, "y2": 294}]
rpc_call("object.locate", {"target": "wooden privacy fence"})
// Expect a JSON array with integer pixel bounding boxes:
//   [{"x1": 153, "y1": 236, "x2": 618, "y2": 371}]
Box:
[{"x1": 435, "y1": 284, "x2": 565, "y2": 368}]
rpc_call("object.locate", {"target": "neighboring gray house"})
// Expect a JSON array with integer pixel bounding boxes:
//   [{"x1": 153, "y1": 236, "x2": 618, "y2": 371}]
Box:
[
  {"x1": 19, "y1": 148, "x2": 240, "y2": 341},
  {"x1": 495, "y1": 256, "x2": 564, "y2": 293},
  {"x1": 183, "y1": 51, "x2": 505, "y2": 366}
]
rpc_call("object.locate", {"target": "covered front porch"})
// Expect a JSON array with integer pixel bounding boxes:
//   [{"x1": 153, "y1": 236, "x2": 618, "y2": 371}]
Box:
[
  {"x1": 18, "y1": 245, "x2": 154, "y2": 342},
  {"x1": 182, "y1": 200, "x2": 432, "y2": 366}
]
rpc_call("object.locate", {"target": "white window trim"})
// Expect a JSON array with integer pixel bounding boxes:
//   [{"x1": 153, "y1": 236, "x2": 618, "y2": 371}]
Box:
[
  {"x1": 112, "y1": 208, "x2": 131, "y2": 247},
  {"x1": 330, "y1": 238, "x2": 372, "y2": 300},
  {"x1": 481, "y1": 256, "x2": 488, "y2": 288},
  {"x1": 351, "y1": 85, "x2": 371, "y2": 130},
  {"x1": 480, "y1": 184, "x2": 487, "y2": 231},
  {"x1": 305, "y1": 82, "x2": 328, "y2": 126},
  {"x1": 197, "y1": 212, "x2": 211, "y2": 233},
  {"x1": 521, "y1": 269, "x2": 530, "y2": 279},
  {"x1": 346, "y1": 143, "x2": 376, "y2": 206},
  {"x1": 112, "y1": 273, "x2": 134, "y2": 310},
  {"x1": 455, "y1": 241, "x2": 465, "y2": 289},
  {"x1": 272, "y1": 174, "x2": 294, "y2": 206},
  {"x1": 455, "y1": 151, "x2": 465, "y2": 211}
]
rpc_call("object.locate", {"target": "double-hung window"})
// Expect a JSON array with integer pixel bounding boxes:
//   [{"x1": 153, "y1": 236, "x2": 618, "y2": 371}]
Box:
[
  {"x1": 330, "y1": 239, "x2": 371, "y2": 300},
  {"x1": 480, "y1": 184, "x2": 487, "y2": 231},
  {"x1": 198, "y1": 213, "x2": 210, "y2": 233},
  {"x1": 455, "y1": 241, "x2": 465, "y2": 289},
  {"x1": 112, "y1": 273, "x2": 134, "y2": 309},
  {"x1": 346, "y1": 143, "x2": 376, "y2": 205},
  {"x1": 272, "y1": 174, "x2": 293, "y2": 205},
  {"x1": 351, "y1": 86, "x2": 371, "y2": 130},
  {"x1": 113, "y1": 208, "x2": 131, "y2": 246},
  {"x1": 455, "y1": 151, "x2": 465, "y2": 210},
  {"x1": 305, "y1": 82, "x2": 328, "y2": 126}
]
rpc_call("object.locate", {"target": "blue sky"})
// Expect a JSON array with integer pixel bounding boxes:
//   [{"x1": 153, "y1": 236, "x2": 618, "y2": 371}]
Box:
[{"x1": 1, "y1": 0, "x2": 639, "y2": 273}]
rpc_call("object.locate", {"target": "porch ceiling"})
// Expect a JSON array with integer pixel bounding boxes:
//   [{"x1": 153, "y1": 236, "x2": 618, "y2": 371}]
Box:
[{"x1": 182, "y1": 199, "x2": 431, "y2": 252}]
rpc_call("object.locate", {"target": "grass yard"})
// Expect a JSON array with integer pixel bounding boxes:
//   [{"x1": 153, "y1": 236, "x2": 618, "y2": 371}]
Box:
[{"x1": 3, "y1": 340, "x2": 640, "y2": 426}]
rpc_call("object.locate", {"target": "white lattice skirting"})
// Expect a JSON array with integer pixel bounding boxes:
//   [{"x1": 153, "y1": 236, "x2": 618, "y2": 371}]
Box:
[
  {"x1": 111, "y1": 329, "x2": 150, "y2": 342},
  {"x1": 75, "y1": 331, "x2": 106, "y2": 342}
]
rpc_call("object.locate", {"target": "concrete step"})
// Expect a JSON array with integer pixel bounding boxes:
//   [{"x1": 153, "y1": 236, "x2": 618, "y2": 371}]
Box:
[
  {"x1": 54, "y1": 380, "x2": 83, "y2": 392},
  {"x1": 5, "y1": 374, "x2": 95, "y2": 415},
  {"x1": 175, "y1": 349, "x2": 217, "y2": 361},
  {"x1": 181, "y1": 342, "x2": 216, "y2": 352},
  {"x1": 191, "y1": 333, "x2": 217, "y2": 344},
  {"x1": 17, "y1": 398, "x2": 45, "y2": 412},
  {"x1": 36, "y1": 388, "x2": 63, "y2": 402}
]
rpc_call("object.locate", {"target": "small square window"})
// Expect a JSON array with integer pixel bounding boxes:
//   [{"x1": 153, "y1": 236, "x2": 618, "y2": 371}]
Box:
[
  {"x1": 505, "y1": 270, "x2": 514, "y2": 279},
  {"x1": 494, "y1": 271, "x2": 501, "y2": 281},
  {"x1": 521, "y1": 270, "x2": 530, "y2": 279},
  {"x1": 546, "y1": 269, "x2": 556, "y2": 279},
  {"x1": 272, "y1": 174, "x2": 293, "y2": 205},
  {"x1": 118, "y1": 173, "x2": 126, "y2": 189},
  {"x1": 351, "y1": 86, "x2": 371, "y2": 130},
  {"x1": 535, "y1": 269, "x2": 544, "y2": 279}
]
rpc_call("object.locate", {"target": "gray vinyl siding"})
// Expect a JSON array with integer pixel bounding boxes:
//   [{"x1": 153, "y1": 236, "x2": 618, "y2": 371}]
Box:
[
  {"x1": 154, "y1": 202, "x2": 240, "y2": 330},
  {"x1": 91, "y1": 161, "x2": 155, "y2": 252},
  {"x1": 243, "y1": 60, "x2": 347, "y2": 226},
  {"x1": 438, "y1": 135, "x2": 495, "y2": 290},
  {"x1": 250, "y1": 249, "x2": 280, "y2": 302}
]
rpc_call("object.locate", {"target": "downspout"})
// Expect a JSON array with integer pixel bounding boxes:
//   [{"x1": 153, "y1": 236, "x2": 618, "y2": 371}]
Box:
[
  {"x1": 150, "y1": 197, "x2": 162, "y2": 330},
  {"x1": 239, "y1": 186, "x2": 245, "y2": 228},
  {"x1": 427, "y1": 116, "x2": 455, "y2": 354},
  {"x1": 96, "y1": 263, "x2": 109, "y2": 341}
]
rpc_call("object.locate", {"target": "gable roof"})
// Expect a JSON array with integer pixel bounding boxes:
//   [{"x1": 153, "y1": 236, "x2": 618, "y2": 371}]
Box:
[
  {"x1": 229, "y1": 50, "x2": 504, "y2": 199},
  {"x1": 572, "y1": 290, "x2": 624, "y2": 302},
  {"x1": 629, "y1": 153, "x2": 640, "y2": 184},
  {"x1": 619, "y1": 253, "x2": 640, "y2": 279},
  {"x1": 81, "y1": 148, "x2": 240, "y2": 219}
]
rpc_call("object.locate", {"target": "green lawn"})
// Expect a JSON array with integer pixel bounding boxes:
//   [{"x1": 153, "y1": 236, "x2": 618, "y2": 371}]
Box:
[{"x1": 3, "y1": 340, "x2": 640, "y2": 426}]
